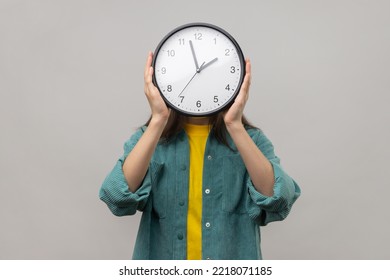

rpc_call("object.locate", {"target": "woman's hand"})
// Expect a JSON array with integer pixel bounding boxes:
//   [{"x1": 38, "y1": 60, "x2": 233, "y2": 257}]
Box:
[
  {"x1": 144, "y1": 52, "x2": 171, "y2": 124},
  {"x1": 223, "y1": 59, "x2": 251, "y2": 129},
  {"x1": 222, "y1": 59, "x2": 275, "y2": 196},
  {"x1": 122, "y1": 53, "x2": 171, "y2": 193}
]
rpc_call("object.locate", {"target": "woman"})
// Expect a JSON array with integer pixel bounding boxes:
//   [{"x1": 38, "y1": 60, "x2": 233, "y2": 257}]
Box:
[{"x1": 99, "y1": 52, "x2": 301, "y2": 259}]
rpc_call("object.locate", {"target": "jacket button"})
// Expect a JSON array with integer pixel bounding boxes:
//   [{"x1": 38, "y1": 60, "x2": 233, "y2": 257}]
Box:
[
  {"x1": 205, "y1": 189, "x2": 210, "y2": 194},
  {"x1": 179, "y1": 201, "x2": 184, "y2": 206},
  {"x1": 177, "y1": 233, "x2": 183, "y2": 240},
  {"x1": 207, "y1": 155, "x2": 212, "y2": 160},
  {"x1": 205, "y1": 222, "x2": 211, "y2": 228},
  {"x1": 180, "y1": 165, "x2": 186, "y2": 170}
]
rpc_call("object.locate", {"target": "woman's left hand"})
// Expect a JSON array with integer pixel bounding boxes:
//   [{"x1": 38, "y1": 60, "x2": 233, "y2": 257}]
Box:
[
  {"x1": 223, "y1": 59, "x2": 251, "y2": 128},
  {"x1": 222, "y1": 59, "x2": 275, "y2": 196}
]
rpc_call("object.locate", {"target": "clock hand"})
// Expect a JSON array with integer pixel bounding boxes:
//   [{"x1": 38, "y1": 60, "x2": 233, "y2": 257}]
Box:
[
  {"x1": 199, "y1": 57, "x2": 218, "y2": 72},
  {"x1": 178, "y1": 61, "x2": 205, "y2": 97},
  {"x1": 189, "y1": 40, "x2": 201, "y2": 72}
]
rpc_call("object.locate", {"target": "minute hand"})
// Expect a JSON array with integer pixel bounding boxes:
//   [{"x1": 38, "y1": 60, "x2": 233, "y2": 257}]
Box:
[
  {"x1": 189, "y1": 40, "x2": 200, "y2": 72},
  {"x1": 199, "y1": 57, "x2": 218, "y2": 72},
  {"x1": 178, "y1": 61, "x2": 206, "y2": 96}
]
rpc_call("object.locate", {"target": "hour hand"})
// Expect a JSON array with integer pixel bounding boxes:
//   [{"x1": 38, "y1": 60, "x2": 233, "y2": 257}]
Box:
[
  {"x1": 189, "y1": 40, "x2": 200, "y2": 72},
  {"x1": 199, "y1": 57, "x2": 218, "y2": 72}
]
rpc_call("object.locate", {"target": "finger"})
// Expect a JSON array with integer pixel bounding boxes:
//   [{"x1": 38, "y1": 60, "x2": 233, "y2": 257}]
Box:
[
  {"x1": 242, "y1": 59, "x2": 251, "y2": 91},
  {"x1": 146, "y1": 66, "x2": 155, "y2": 93},
  {"x1": 238, "y1": 59, "x2": 251, "y2": 102},
  {"x1": 245, "y1": 58, "x2": 251, "y2": 75},
  {"x1": 144, "y1": 51, "x2": 153, "y2": 80},
  {"x1": 144, "y1": 53, "x2": 155, "y2": 92},
  {"x1": 146, "y1": 65, "x2": 162, "y2": 100}
]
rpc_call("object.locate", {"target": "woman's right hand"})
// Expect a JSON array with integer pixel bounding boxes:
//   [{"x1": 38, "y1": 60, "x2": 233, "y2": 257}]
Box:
[
  {"x1": 144, "y1": 52, "x2": 171, "y2": 124},
  {"x1": 122, "y1": 52, "x2": 170, "y2": 193}
]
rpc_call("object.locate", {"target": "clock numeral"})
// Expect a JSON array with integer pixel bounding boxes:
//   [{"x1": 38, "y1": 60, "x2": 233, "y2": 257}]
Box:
[
  {"x1": 213, "y1": 38, "x2": 217, "y2": 44},
  {"x1": 196, "y1": 100, "x2": 202, "y2": 108},
  {"x1": 161, "y1": 67, "x2": 166, "y2": 74},
  {"x1": 167, "y1": 50, "x2": 175, "y2": 57},
  {"x1": 213, "y1": 96, "x2": 219, "y2": 103},
  {"x1": 225, "y1": 49, "x2": 230, "y2": 56},
  {"x1": 225, "y1": 84, "x2": 230, "y2": 91},
  {"x1": 194, "y1": 33, "x2": 202, "y2": 40},
  {"x1": 167, "y1": 85, "x2": 172, "y2": 92},
  {"x1": 179, "y1": 96, "x2": 184, "y2": 103},
  {"x1": 179, "y1": 38, "x2": 185, "y2": 45},
  {"x1": 230, "y1": 66, "x2": 236, "y2": 73}
]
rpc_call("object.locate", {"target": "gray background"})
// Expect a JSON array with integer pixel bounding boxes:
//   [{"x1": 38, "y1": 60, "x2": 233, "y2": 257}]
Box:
[{"x1": 1, "y1": 0, "x2": 389, "y2": 259}]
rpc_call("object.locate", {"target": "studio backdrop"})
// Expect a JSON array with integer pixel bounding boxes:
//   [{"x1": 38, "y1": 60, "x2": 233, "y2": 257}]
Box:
[{"x1": 0, "y1": 0, "x2": 389, "y2": 259}]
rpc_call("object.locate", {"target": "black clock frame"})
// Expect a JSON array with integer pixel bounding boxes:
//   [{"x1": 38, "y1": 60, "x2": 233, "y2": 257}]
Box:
[{"x1": 152, "y1": 22, "x2": 246, "y2": 117}]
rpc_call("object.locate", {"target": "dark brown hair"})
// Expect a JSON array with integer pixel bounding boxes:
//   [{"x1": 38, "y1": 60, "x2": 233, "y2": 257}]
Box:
[{"x1": 144, "y1": 110, "x2": 256, "y2": 148}]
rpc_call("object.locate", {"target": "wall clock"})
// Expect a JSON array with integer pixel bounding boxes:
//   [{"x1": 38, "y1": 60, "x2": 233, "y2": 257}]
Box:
[{"x1": 152, "y1": 22, "x2": 245, "y2": 116}]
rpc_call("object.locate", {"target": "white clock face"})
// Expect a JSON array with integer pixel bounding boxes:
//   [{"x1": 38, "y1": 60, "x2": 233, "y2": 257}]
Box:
[{"x1": 153, "y1": 23, "x2": 245, "y2": 116}]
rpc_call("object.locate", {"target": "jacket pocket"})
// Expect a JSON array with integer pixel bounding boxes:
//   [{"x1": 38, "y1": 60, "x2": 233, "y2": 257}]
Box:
[
  {"x1": 148, "y1": 161, "x2": 166, "y2": 219},
  {"x1": 222, "y1": 155, "x2": 248, "y2": 214}
]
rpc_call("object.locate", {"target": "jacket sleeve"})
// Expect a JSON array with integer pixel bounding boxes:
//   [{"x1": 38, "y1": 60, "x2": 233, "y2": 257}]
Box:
[
  {"x1": 246, "y1": 129, "x2": 301, "y2": 226},
  {"x1": 99, "y1": 127, "x2": 153, "y2": 216}
]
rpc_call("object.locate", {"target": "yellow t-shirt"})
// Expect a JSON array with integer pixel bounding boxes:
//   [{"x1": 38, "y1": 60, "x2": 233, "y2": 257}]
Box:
[{"x1": 184, "y1": 122, "x2": 210, "y2": 260}]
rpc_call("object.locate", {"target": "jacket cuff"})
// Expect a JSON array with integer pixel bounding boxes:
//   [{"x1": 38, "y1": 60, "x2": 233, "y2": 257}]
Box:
[
  {"x1": 99, "y1": 159, "x2": 154, "y2": 216},
  {"x1": 247, "y1": 161, "x2": 300, "y2": 221}
]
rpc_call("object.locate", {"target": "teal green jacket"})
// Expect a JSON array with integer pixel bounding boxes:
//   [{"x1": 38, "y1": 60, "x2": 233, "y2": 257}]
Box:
[{"x1": 99, "y1": 127, "x2": 301, "y2": 260}]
